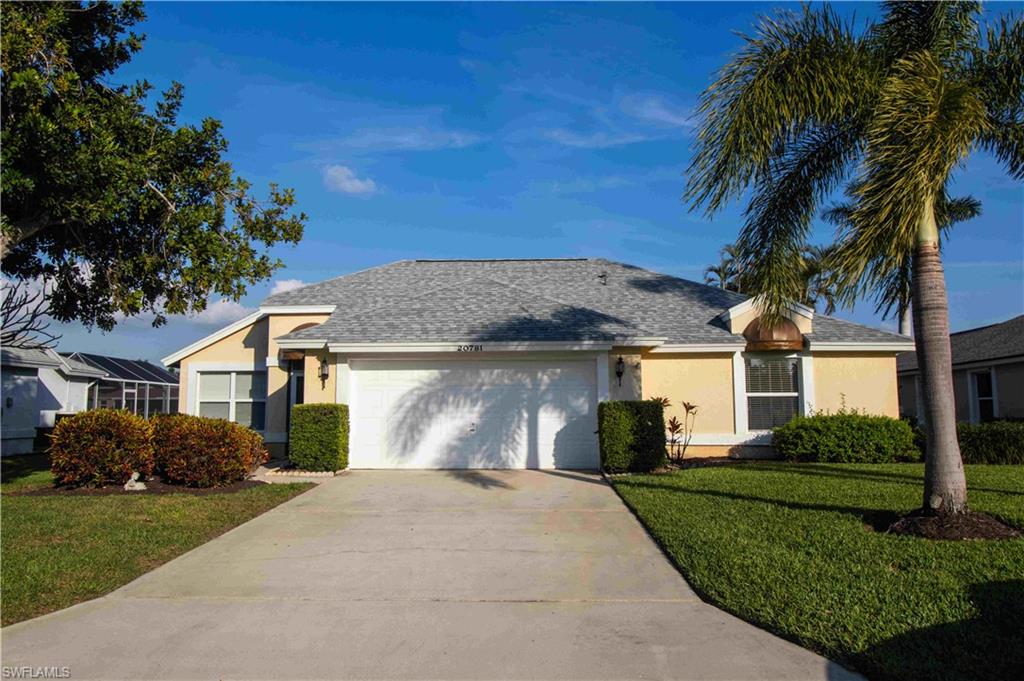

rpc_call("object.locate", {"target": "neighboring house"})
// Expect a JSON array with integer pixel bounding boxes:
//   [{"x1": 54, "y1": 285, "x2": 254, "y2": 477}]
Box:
[
  {"x1": 61, "y1": 352, "x2": 180, "y2": 417},
  {"x1": 898, "y1": 315, "x2": 1024, "y2": 424},
  {"x1": 162, "y1": 258, "x2": 913, "y2": 468},
  {"x1": 1, "y1": 348, "x2": 105, "y2": 455},
  {"x1": 0, "y1": 349, "x2": 179, "y2": 456}
]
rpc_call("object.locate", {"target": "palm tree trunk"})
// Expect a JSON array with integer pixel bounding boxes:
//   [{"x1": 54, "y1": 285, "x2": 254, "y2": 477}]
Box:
[
  {"x1": 898, "y1": 304, "x2": 912, "y2": 336},
  {"x1": 912, "y1": 196, "x2": 967, "y2": 515}
]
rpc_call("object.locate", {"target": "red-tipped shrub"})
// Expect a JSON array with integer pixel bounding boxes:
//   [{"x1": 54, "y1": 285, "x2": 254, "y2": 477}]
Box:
[
  {"x1": 50, "y1": 409, "x2": 155, "y2": 487},
  {"x1": 153, "y1": 414, "x2": 268, "y2": 487}
]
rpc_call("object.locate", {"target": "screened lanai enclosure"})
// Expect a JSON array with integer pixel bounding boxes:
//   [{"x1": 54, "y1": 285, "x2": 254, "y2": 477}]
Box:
[{"x1": 62, "y1": 353, "x2": 179, "y2": 417}]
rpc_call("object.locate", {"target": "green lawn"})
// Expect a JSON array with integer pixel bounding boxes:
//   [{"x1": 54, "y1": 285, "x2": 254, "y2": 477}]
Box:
[
  {"x1": 1, "y1": 455, "x2": 313, "y2": 625},
  {"x1": 612, "y1": 463, "x2": 1024, "y2": 681}
]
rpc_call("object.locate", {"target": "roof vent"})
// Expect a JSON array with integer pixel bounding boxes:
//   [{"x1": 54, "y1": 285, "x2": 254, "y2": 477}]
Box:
[{"x1": 597, "y1": 272, "x2": 608, "y2": 286}]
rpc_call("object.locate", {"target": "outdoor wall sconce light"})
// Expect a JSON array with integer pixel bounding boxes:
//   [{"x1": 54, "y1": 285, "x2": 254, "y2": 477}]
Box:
[
  {"x1": 318, "y1": 356, "x2": 330, "y2": 386},
  {"x1": 615, "y1": 356, "x2": 625, "y2": 386}
]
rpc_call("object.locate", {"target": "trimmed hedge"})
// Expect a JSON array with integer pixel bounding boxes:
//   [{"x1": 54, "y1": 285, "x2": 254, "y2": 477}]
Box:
[
  {"x1": 773, "y1": 412, "x2": 920, "y2": 463},
  {"x1": 50, "y1": 409, "x2": 155, "y2": 487},
  {"x1": 153, "y1": 414, "x2": 268, "y2": 487},
  {"x1": 598, "y1": 400, "x2": 666, "y2": 472},
  {"x1": 290, "y1": 403, "x2": 349, "y2": 472},
  {"x1": 956, "y1": 421, "x2": 1024, "y2": 464}
]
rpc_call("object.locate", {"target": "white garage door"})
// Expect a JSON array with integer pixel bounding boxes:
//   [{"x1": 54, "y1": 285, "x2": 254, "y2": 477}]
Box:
[{"x1": 349, "y1": 359, "x2": 598, "y2": 469}]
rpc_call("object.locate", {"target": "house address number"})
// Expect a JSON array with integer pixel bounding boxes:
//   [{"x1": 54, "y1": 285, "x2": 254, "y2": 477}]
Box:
[{"x1": 457, "y1": 344, "x2": 483, "y2": 352}]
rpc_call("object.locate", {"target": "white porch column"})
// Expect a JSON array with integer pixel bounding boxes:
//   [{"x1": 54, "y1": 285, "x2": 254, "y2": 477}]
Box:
[
  {"x1": 596, "y1": 352, "x2": 610, "y2": 402},
  {"x1": 732, "y1": 351, "x2": 747, "y2": 434}
]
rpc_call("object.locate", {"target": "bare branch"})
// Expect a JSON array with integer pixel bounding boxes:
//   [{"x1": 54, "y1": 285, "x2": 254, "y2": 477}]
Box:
[{"x1": 1, "y1": 280, "x2": 61, "y2": 350}]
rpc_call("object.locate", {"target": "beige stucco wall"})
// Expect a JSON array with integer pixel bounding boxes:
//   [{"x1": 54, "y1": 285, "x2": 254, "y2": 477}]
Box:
[
  {"x1": 641, "y1": 353, "x2": 735, "y2": 434},
  {"x1": 727, "y1": 305, "x2": 812, "y2": 335},
  {"x1": 267, "y1": 314, "x2": 330, "y2": 434},
  {"x1": 177, "y1": 318, "x2": 269, "y2": 414},
  {"x1": 609, "y1": 348, "x2": 643, "y2": 401},
  {"x1": 813, "y1": 353, "x2": 899, "y2": 417},
  {"x1": 174, "y1": 313, "x2": 331, "y2": 440},
  {"x1": 303, "y1": 350, "x2": 337, "y2": 404}
]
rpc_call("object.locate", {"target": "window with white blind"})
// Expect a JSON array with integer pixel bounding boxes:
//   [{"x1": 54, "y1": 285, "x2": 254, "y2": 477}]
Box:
[
  {"x1": 197, "y1": 371, "x2": 267, "y2": 431},
  {"x1": 745, "y1": 356, "x2": 800, "y2": 431}
]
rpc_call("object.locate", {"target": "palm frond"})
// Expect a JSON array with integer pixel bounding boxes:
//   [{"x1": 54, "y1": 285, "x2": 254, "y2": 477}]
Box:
[
  {"x1": 685, "y1": 4, "x2": 869, "y2": 213},
  {"x1": 837, "y1": 49, "x2": 988, "y2": 293},
  {"x1": 972, "y1": 14, "x2": 1024, "y2": 178},
  {"x1": 737, "y1": 122, "x2": 863, "y2": 322},
  {"x1": 826, "y1": 189, "x2": 981, "y2": 318},
  {"x1": 873, "y1": 1, "x2": 980, "y2": 68}
]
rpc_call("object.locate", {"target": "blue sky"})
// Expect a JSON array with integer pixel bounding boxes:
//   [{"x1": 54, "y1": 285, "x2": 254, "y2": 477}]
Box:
[{"x1": 54, "y1": 1, "x2": 1024, "y2": 363}]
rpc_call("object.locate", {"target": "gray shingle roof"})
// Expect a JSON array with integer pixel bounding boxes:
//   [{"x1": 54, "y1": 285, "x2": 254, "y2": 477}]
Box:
[
  {"x1": 897, "y1": 315, "x2": 1024, "y2": 372},
  {"x1": 269, "y1": 258, "x2": 909, "y2": 346},
  {"x1": 1, "y1": 347, "x2": 61, "y2": 368}
]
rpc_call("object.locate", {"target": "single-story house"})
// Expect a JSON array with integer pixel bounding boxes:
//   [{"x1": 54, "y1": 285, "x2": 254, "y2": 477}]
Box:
[
  {"x1": 162, "y1": 258, "x2": 913, "y2": 468},
  {"x1": 898, "y1": 314, "x2": 1023, "y2": 424},
  {"x1": 0, "y1": 349, "x2": 179, "y2": 456}
]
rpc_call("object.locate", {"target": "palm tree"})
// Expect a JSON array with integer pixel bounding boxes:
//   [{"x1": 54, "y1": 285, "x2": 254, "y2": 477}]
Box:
[
  {"x1": 824, "y1": 194, "x2": 982, "y2": 336},
  {"x1": 685, "y1": 1, "x2": 1022, "y2": 516},
  {"x1": 799, "y1": 244, "x2": 838, "y2": 314},
  {"x1": 704, "y1": 245, "x2": 738, "y2": 290}
]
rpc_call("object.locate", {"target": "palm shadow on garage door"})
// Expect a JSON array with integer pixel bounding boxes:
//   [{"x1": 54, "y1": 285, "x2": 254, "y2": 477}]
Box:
[{"x1": 355, "y1": 307, "x2": 639, "y2": 470}]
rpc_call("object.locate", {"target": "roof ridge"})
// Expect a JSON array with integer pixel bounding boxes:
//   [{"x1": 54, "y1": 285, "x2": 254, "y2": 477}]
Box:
[{"x1": 413, "y1": 258, "x2": 590, "y2": 263}]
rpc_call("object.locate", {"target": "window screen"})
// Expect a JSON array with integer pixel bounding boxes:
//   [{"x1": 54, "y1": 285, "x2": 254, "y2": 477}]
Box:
[{"x1": 745, "y1": 357, "x2": 800, "y2": 430}]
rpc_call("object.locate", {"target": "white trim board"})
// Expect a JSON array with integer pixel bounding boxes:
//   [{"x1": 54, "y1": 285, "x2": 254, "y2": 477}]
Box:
[
  {"x1": 808, "y1": 341, "x2": 913, "y2": 352},
  {"x1": 667, "y1": 433, "x2": 773, "y2": 446},
  {"x1": 162, "y1": 311, "x2": 266, "y2": 367},
  {"x1": 649, "y1": 343, "x2": 745, "y2": 354},
  {"x1": 326, "y1": 341, "x2": 622, "y2": 353},
  {"x1": 258, "y1": 305, "x2": 336, "y2": 315}
]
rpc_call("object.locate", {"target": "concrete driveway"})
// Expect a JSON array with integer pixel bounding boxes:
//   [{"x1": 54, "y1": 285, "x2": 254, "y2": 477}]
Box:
[{"x1": 2, "y1": 470, "x2": 859, "y2": 680}]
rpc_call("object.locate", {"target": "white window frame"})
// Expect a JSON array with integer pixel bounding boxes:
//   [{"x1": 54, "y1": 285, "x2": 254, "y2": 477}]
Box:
[
  {"x1": 741, "y1": 352, "x2": 806, "y2": 433},
  {"x1": 968, "y1": 367, "x2": 998, "y2": 424},
  {"x1": 195, "y1": 369, "x2": 268, "y2": 432}
]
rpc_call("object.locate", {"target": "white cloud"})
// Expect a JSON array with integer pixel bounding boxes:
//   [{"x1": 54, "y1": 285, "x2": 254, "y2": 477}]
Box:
[
  {"x1": 269, "y1": 278, "x2": 307, "y2": 296},
  {"x1": 340, "y1": 128, "x2": 484, "y2": 152},
  {"x1": 188, "y1": 299, "x2": 255, "y2": 325},
  {"x1": 621, "y1": 95, "x2": 695, "y2": 128},
  {"x1": 323, "y1": 165, "x2": 377, "y2": 195},
  {"x1": 544, "y1": 129, "x2": 649, "y2": 149}
]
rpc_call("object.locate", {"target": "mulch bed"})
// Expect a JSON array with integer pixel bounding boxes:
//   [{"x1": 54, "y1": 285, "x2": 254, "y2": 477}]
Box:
[
  {"x1": 12, "y1": 478, "x2": 269, "y2": 497},
  {"x1": 887, "y1": 509, "x2": 1022, "y2": 541}
]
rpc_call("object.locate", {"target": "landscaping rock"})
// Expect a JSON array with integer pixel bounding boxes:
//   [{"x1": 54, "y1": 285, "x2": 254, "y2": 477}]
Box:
[{"x1": 123, "y1": 472, "x2": 147, "y2": 492}]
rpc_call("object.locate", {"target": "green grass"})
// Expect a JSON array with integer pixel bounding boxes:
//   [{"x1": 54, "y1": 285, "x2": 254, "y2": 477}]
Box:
[
  {"x1": 612, "y1": 463, "x2": 1024, "y2": 681},
  {"x1": 1, "y1": 454, "x2": 313, "y2": 625}
]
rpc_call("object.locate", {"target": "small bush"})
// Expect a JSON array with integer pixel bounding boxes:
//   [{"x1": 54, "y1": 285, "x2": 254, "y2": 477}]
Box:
[
  {"x1": 50, "y1": 409, "x2": 155, "y2": 487},
  {"x1": 773, "y1": 411, "x2": 920, "y2": 463},
  {"x1": 290, "y1": 403, "x2": 349, "y2": 471},
  {"x1": 153, "y1": 414, "x2": 268, "y2": 487},
  {"x1": 598, "y1": 400, "x2": 666, "y2": 472},
  {"x1": 956, "y1": 421, "x2": 1024, "y2": 464}
]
